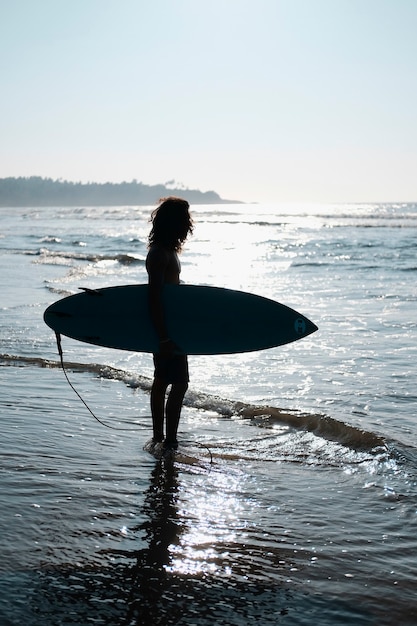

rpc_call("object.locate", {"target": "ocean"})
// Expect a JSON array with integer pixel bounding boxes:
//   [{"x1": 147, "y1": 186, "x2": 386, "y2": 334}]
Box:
[{"x1": 1, "y1": 202, "x2": 416, "y2": 625}]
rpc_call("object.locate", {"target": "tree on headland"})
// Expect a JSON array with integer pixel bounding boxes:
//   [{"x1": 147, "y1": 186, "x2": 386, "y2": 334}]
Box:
[{"x1": 0, "y1": 177, "x2": 240, "y2": 207}]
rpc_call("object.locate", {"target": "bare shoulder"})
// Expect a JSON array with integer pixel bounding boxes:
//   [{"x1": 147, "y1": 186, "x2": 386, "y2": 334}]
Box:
[
  {"x1": 146, "y1": 244, "x2": 180, "y2": 285},
  {"x1": 146, "y1": 245, "x2": 169, "y2": 272}
]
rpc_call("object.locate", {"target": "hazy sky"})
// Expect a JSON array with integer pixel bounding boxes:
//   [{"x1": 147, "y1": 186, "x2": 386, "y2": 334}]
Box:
[{"x1": 1, "y1": 0, "x2": 416, "y2": 203}]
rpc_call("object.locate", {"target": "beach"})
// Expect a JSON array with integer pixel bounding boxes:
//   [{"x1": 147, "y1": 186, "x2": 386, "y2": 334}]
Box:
[{"x1": 1, "y1": 202, "x2": 416, "y2": 625}]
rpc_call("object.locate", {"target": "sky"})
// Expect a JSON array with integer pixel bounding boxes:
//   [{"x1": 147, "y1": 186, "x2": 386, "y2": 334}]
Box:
[{"x1": 1, "y1": 0, "x2": 417, "y2": 203}]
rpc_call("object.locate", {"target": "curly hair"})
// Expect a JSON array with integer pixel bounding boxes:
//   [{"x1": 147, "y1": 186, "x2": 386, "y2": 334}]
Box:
[{"x1": 148, "y1": 197, "x2": 193, "y2": 252}]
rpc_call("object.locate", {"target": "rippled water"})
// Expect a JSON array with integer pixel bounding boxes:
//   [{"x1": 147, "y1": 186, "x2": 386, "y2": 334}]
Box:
[{"x1": 1, "y1": 203, "x2": 416, "y2": 624}]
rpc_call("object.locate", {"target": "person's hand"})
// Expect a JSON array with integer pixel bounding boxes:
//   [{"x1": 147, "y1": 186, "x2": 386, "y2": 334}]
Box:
[{"x1": 159, "y1": 338, "x2": 178, "y2": 357}]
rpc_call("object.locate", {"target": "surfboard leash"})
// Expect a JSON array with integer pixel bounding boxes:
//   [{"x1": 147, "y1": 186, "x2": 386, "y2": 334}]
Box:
[
  {"x1": 54, "y1": 332, "x2": 145, "y2": 431},
  {"x1": 54, "y1": 332, "x2": 215, "y2": 463}
]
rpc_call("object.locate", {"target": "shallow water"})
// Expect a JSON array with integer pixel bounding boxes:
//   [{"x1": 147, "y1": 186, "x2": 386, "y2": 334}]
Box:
[{"x1": 1, "y1": 203, "x2": 417, "y2": 624}]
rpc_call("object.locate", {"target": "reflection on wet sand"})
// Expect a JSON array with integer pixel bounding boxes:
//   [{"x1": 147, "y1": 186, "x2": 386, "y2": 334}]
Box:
[
  {"x1": 32, "y1": 456, "x2": 294, "y2": 625},
  {"x1": 126, "y1": 456, "x2": 185, "y2": 623}
]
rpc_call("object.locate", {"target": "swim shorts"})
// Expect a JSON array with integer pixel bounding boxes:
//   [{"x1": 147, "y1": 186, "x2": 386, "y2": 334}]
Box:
[{"x1": 153, "y1": 353, "x2": 189, "y2": 385}]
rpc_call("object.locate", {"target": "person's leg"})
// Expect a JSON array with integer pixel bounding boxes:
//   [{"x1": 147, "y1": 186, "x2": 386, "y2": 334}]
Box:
[
  {"x1": 150, "y1": 377, "x2": 168, "y2": 442},
  {"x1": 165, "y1": 382, "x2": 188, "y2": 447}
]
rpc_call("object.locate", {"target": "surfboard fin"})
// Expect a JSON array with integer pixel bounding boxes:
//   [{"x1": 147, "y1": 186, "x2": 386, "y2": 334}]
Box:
[{"x1": 79, "y1": 287, "x2": 103, "y2": 296}]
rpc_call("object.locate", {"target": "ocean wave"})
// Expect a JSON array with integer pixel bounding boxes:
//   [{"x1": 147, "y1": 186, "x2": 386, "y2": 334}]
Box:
[
  {"x1": 26, "y1": 248, "x2": 146, "y2": 265},
  {"x1": 0, "y1": 353, "x2": 152, "y2": 390},
  {"x1": 198, "y1": 209, "x2": 417, "y2": 228},
  {"x1": 45, "y1": 286, "x2": 76, "y2": 296},
  {"x1": 1, "y1": 353, "x2": 387, "y2": 454},
  {"x1": 331, "y1": 222, "x2": 417, "y2": 229},
  {"x1": 186, "y1": 390, "x2": 387, "y2": 452},
  {"x1": 39, "y1": 236, "x2": 62, "y2": 243}
]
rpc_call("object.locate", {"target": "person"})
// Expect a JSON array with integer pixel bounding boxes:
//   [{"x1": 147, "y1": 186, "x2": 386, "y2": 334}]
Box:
[{"x1": 145, "y1": 197, "x2": 194, "y2": 452}]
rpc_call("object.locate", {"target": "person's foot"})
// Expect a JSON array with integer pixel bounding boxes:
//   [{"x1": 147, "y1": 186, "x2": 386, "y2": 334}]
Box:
[
  {"x1": 144, "y1": 438, "x2": 164, "y2": 455},
  {"x1": 162, "y1": 439, "x2": 178, "y2": 459},
  {"x1": 163, "y1": 439, "x2": 178, "y2": 451}
]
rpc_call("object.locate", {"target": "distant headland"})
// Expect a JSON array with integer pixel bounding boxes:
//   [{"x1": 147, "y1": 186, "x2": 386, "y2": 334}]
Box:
[{"x1": 0, "y1": 177, "x2": 241, "y2": 207}]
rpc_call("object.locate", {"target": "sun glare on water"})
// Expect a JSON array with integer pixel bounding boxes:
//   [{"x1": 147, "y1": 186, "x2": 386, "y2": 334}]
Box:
[{"x1": 165, "y1": 470, "x2": 248, "y2": 577}]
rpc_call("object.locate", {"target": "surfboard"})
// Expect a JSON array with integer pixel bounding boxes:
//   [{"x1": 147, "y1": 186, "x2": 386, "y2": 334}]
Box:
[{"x1": 43, "y1": 284, "x2": 318, "y2": 355}]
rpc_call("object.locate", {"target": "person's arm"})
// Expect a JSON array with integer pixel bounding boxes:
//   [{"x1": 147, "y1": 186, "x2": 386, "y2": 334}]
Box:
[
  {"x1": 146, "y1": 246, "x2": 169, "y2": 342},
  {"x1": 146, "y1": 247, "x2": 179, "y2": 357}
]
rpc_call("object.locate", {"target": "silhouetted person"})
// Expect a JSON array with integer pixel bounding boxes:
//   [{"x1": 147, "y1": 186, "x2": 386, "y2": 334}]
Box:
[{"x1": 146, "y1": 197, "x2": 193, "y2": 452}]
